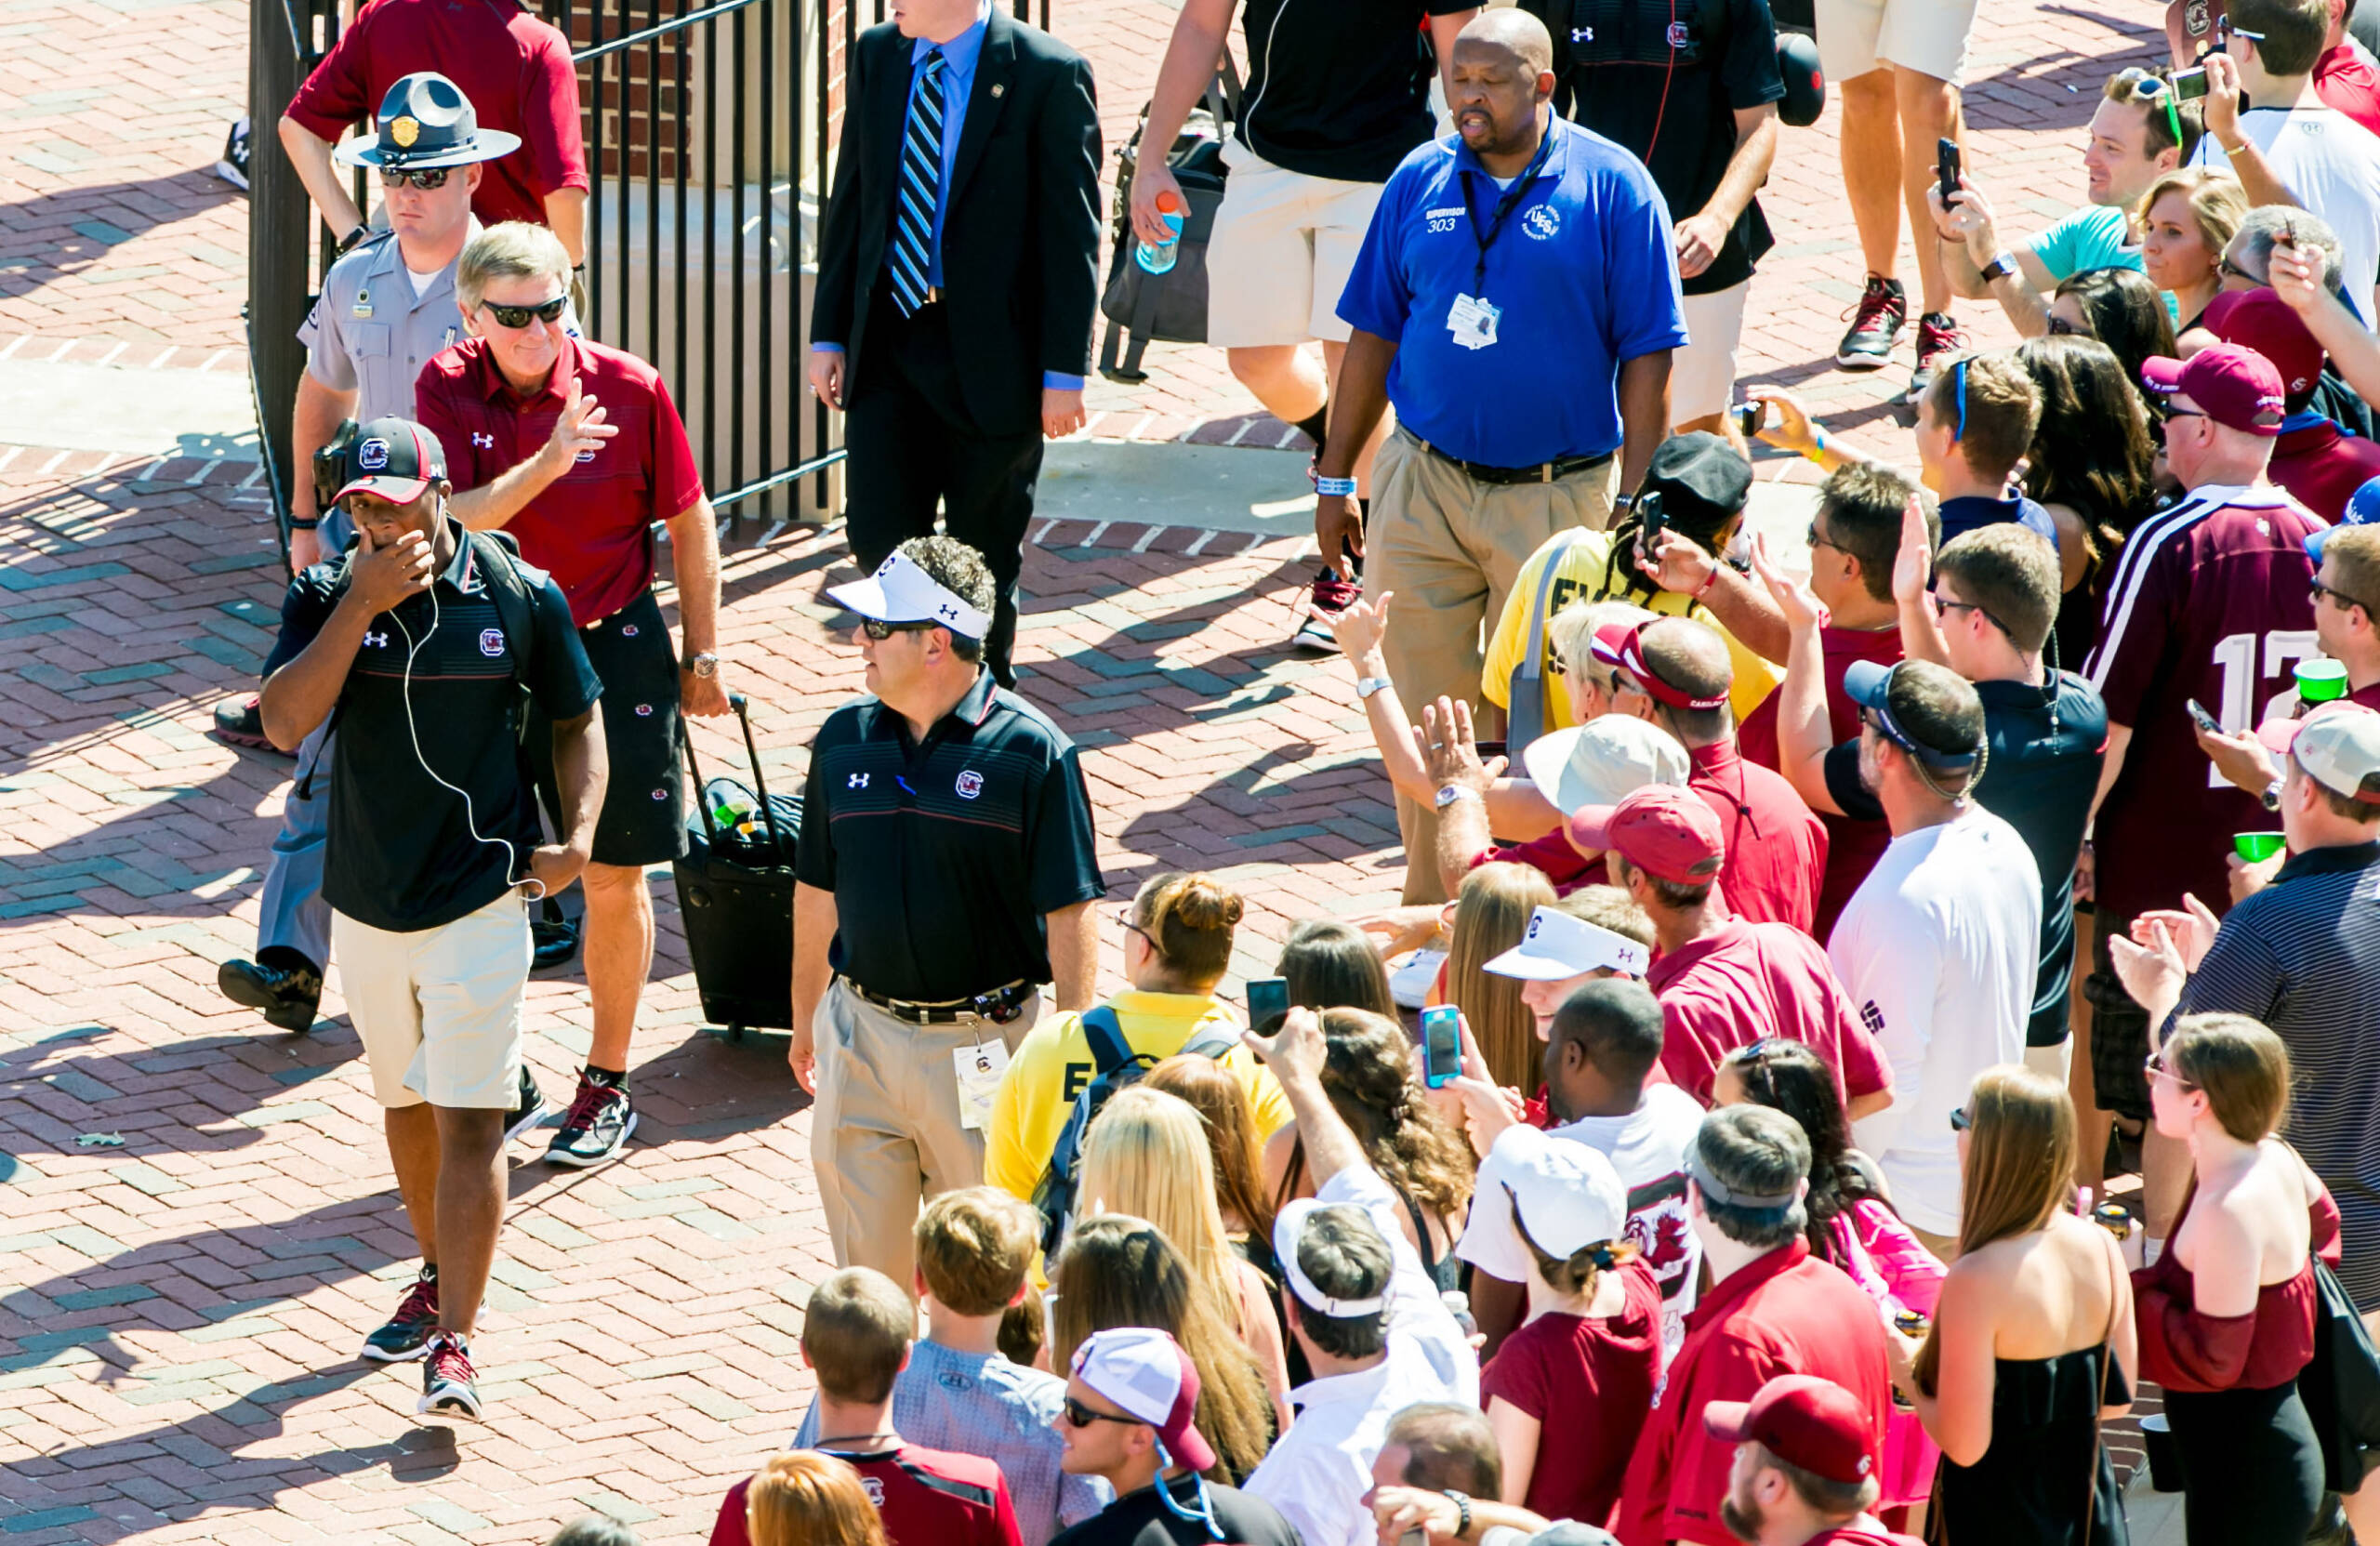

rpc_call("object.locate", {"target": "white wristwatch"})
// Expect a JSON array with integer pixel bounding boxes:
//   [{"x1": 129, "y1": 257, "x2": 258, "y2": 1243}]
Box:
[
  {"x1": 1435, "y1": 785, "x2": 1480, "y2": 809},
  {"x1": 1356, "y1": 675, "x2": 1393, "y2": 700}
]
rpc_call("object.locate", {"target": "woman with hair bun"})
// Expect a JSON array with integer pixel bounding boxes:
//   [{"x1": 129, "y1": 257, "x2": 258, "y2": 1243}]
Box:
[{"x1": 987, "y1": 871, "x2": 1292, "y2": 1209}]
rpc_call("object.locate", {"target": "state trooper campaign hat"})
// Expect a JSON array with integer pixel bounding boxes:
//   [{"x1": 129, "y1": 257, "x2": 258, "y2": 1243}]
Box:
[
  {"x1": 334, "y1": 73, "x2": 522, "y2": 170},
  {"x1": 332, "y1": 417, "x2": 448, "y2": 507}
]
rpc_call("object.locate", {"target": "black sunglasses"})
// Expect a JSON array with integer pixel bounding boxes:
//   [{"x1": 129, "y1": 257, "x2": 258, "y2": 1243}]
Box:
[
  {"x1": 379, "y1": 165, "x2": 453, "y2": 191},
  {"x1": 1932, "y1": 593, "x2": 2013, "y2": 638},
  {"x1": 859, "y1": 617, "x2": 934, "y2": 641},
  {"x1": 1063, "y1": 1396, "x2": 1143, "y2": 1430},
  {"x1": 480, "y1": 295, "x2": 570, "y2": 328}
]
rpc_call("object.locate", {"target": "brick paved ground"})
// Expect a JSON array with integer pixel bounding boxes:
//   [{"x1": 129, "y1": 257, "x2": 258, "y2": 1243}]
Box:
[{"x1": 0, "y1": 0, "x2": 2170, "y2": 1539}]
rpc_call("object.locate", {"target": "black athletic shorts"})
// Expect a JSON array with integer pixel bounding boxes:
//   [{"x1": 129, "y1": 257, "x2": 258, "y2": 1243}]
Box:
[{"x1": 527, "y1": 587, "x2": 687, "y2": 868}]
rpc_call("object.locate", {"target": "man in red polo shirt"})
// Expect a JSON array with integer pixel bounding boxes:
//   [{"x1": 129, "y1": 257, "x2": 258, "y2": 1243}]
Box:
[
  {"x1": 1615, "y1": 1107, "x2": 1895, "y2": 1546},
  {"x1": 2201, "y1": 285, "x2": 2380, "y2": 523},
  {"x1": 1701, "y1": 1374, "x2": 1919, "y2": 1546},
  {"x1": 417, "y1": 221, "x2": 727, "y2": 1168},
  {"x1": 281, "y1": 0, "x2": 588, "y2": 264},
  {"x1": 1567, "y1": 785, "x2": 1892, "y2": 1115}
]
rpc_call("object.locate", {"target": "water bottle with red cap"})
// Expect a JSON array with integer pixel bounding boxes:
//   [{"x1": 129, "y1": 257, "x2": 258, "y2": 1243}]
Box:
[{"x1": 1135, "y1": 190, "x2": 1185, "y2": 275}]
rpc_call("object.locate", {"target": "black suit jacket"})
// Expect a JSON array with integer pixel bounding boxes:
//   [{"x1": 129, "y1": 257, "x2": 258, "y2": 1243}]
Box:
[{"x1": 812, "y1": 10, "x2": 1102, "y2": 439}]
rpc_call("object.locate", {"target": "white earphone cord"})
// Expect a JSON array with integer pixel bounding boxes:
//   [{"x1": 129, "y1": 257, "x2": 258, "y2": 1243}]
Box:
[{"x1": 388, "y1": 514, "x2": 548, "y2": 904}]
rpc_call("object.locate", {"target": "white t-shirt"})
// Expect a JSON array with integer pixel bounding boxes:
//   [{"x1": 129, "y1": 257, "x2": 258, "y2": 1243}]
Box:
[
  {"x1": 1833, "y1": 806, "x2": 2041, "y2": 1235},
  {"x1": 1457, "y1": 1084, "x2": 1706, "y2": 1355},
  {"x1": 2192, "y1": 103, "x2": 2380, "y2": 314}
]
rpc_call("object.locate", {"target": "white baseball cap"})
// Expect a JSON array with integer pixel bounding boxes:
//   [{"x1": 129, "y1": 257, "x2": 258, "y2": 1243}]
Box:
[
  {"x1": 1520, "y1": 716, "x2": 1692, "y2": 818},
  {"x1": 1486, "y1": 905, "x2": 1652, "y2": 981},
  {"x1": 826, "y1": 549, "x2": 994, "y2": 640},
  {"x1": 1272, "y1": 1198, "x2": 1389, "y2": 1318},
  {"x1": 1493, "y1": 1125, "x2": 1629, "y2": 1259},
  {"x1": 1071, "y1": 1327, "x2": 1217, "y2": 1473}
]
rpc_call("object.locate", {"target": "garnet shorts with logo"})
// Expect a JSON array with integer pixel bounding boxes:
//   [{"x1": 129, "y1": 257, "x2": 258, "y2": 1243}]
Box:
[{"x1": 527, "y1": 587, "x2": 688, "y2": 868}]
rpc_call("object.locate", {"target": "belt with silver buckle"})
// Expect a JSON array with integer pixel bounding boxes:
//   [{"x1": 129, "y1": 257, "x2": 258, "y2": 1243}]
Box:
[
  {"x1": 1418, "y1": 439, "x2": 1613, "y2": 486},
  {"x1": 845, "y1": 975, "x2": 1029, "y2": 1024}
]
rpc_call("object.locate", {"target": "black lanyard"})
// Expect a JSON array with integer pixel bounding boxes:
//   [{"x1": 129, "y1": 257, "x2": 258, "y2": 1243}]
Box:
[{"x1": 1460, "y1": 119, "x2": 1557, "y2": 298}]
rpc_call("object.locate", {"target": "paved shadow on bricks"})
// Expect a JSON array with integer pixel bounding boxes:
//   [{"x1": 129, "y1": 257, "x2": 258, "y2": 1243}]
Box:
[{"x1": 0, "y1": 173, "x2": 243, "y2": 302}]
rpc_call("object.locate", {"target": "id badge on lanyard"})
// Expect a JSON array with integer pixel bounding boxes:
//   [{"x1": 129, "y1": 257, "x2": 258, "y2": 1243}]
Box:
[{"x1": 1446, "y1": 125, "x2": 1555, "y2": 353}]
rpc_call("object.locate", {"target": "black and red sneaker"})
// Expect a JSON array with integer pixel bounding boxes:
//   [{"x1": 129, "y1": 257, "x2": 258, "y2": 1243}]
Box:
[
  {"x1": 212, "y1": 694, "x2": 290, "y2": 755},
  {"x1": 1836, "y1": 274, "x2": 1907, "y2": 371},
  {"x1": 1292, "y1": 570, "x2": 1361, "y2": 654},
  {"x1": 417, "y1": 1329, "x2": 482, "y2": 1421},
  {"x1": 545, "y1": 1073, "x2": 636, "y2": 1168},
  {"x1": 1909, "y1": 312, "x2": 1964, "y2": 403},
  {"x1": 361, "y1": 1265, "x2": 439, "y2": 1363}
]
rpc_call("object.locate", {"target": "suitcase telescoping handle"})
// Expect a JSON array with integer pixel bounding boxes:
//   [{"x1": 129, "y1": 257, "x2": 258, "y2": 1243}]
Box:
[{"x1": 682, "y1": 692, "x2": 787, "y2": 854}]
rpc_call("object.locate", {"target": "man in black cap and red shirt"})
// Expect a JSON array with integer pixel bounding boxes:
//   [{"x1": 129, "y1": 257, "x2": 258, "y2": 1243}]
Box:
[
  {"x1": 255, "y1": 416, "x2": 606, "y2": 1421},
  {"x1": 2083, "y1": 338, "x2": 2324, "y2": 1259},
  {"x1": 1702, "y1": 1373, "x2": 1921, "y2": 1545}
]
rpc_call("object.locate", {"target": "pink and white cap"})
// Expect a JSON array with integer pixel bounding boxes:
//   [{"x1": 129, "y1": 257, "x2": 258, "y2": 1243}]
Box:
[{"x1": 1071, "y1": 1328, "x2": 1217, "y2": 1473}]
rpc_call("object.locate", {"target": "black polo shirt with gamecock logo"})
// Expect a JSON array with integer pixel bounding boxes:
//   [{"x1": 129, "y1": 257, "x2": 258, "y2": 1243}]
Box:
[
  {"x1": 262, "y1": 522, "x2": 602, "y2": 933},
  {"x1": 796, "y1": 671, "x2": 1105, "y2": 1002}
]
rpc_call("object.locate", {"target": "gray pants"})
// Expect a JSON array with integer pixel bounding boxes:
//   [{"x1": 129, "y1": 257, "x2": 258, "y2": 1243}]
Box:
[
  {"x1": 253, "y1": 502, "x2": 354, "y2": 971},
  {"x1": 257, "y1": 721, "x2": 335, "y2": 970}
]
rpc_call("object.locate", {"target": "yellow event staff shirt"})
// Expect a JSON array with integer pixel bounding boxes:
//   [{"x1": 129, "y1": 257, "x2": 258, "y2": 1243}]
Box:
[
  {"x1": 1481, "y1": 528, "x2": 1781, "y2": 731},
  {"x1": 985, "y1": 988, "x2": 1294, "y2": 1204}
]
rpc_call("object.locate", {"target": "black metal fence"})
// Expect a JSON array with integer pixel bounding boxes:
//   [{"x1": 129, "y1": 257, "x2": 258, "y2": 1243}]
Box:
[{"x1": 248, "y1": 0, "x2": 1053, "y2": 540}]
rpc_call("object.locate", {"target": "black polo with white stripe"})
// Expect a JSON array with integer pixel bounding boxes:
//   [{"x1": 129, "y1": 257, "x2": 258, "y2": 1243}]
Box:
[
  {"x1": 2174, "y1": 839, "x2": 2380, "y2": 1307},
  {"x1": 796, "y1": 670, "x2": 1104, "y2": 1002}
]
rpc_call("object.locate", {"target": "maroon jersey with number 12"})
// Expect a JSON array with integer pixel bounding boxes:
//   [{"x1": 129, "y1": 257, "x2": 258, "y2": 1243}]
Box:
[{"x1": 2084, "y1": 482, "x2": 2324, "y2": 921}]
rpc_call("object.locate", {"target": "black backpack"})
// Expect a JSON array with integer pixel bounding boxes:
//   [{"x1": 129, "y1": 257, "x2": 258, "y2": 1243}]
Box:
[
  {"x1": 292, "y1": 527, "x2": 542, "y2": 801},
  {"x1": 1031, "y1": 1005, "x2": 1240, "y2": 1256}
]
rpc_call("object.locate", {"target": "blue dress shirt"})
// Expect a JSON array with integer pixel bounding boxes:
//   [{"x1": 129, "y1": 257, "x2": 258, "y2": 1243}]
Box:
[{"x1": 816, "y1": 0, "x2": 1082, "y2": 393}]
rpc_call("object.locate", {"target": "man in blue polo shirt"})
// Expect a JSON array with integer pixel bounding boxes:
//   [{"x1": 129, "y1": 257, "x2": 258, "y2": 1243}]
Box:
[{"x1": 1315, "y1": 7, "x2": 1686, "y2": 902}]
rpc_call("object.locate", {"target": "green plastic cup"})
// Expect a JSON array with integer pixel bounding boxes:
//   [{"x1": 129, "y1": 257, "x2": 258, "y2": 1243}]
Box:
[
  {"x1": 2298, "y1": 657, "x2": 2350, "y2": 705},
  {"x1": 2235, "y1": 831, "x2": 2287, "y2": 864}
]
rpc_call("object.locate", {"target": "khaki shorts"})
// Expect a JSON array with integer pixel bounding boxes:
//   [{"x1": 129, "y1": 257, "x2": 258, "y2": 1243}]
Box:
[
  {"x1": 1674, "y1": 282, "x2": 1751, "y2": 425},
  {"x1": 333, "y1": 891, "x2": 529, "y2": 1110},
  {"x1": 1206, "y1": 139, "x2": 1383, "y2": 348},
  {"x1": 1815, "y1": 0, "x2": 1981, "y2": 85}
]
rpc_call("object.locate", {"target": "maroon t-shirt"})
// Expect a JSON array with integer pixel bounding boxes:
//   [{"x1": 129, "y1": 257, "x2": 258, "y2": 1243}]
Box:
[
  {"x1": 1739, "y1": 624, "x2": 1903, "y2": 940},
  {"x1": 416, "y1": 336, "x2": 707, "y2": 626},
  {"x1": 284, "y1": 0, "x2": 589, "y2": 231},
  {"x1": 1646, "y1": 918, "x2": 1893, "y2": 1106},
  {"x1": 1689, "y1": 740, "x2": 1828, "y2": 935},
  {"x1": 1481, "y1": 1260, "x2": 1664, "y2": 1528},
  {"x1": 2271, "y1": 419, "x2": 2380, "y2": 523},
  {"x1": 2084, "y1": 483, "x2": 2325, "y2": 920},
  {"x1": 709, "y1": 1445, "x2": 1020, "y2": 1546}
]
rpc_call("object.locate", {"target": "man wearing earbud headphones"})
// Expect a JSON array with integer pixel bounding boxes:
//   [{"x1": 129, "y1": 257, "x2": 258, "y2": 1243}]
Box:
[{"x1": 257, "y1": 417, "x2": 608, "y2": 1420}]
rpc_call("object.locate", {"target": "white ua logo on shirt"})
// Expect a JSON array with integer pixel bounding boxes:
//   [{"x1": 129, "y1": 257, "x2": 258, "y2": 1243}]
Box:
[
  {"x1": 847, "y1": 772, "x2": 870, "y2": 789},
  {"x1": 363, "y1": 631, "x2": 389, "y2": 647},
  {"x1": 470, "y1": 431, "x2": 495, "y2": 449}
]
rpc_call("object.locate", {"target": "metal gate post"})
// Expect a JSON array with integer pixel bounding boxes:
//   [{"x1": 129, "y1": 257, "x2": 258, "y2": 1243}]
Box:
[{"x1": 248, "y1": 0, "x2": 314, "y2": 543}]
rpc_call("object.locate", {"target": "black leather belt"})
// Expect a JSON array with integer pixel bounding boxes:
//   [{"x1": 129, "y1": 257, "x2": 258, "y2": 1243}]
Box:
[
  {"x1": 1419, "y1": 440, "x2": 1614, "y2": 486},
  {"x1": 844, "y1": 975, "x2": 1032, "y2": 1024}
]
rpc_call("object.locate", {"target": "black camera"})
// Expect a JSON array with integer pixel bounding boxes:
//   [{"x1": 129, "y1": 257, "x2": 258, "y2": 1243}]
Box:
[{"x1": 311, "y1": 417, "x2": 362, "y2": 517}]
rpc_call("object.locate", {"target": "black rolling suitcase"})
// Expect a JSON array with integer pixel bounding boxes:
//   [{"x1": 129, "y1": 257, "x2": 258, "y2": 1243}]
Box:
[{"x1": 671, "y1": 693, "x2": 802, "y2": 1037}]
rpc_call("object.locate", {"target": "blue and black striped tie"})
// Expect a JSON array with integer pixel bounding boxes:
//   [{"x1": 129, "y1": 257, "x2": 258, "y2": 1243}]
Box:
[{"x1": 891, "y1": 47, "x2": 946, "y2": 317}]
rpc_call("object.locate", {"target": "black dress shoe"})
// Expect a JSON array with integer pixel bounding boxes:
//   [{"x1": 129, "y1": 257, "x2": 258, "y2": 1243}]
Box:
[
  {"x1": 530, "y1": 916, "x2": 579, "y2": 971},
  {"x1": 218, "y1": 955, "x2": 323, "y2": 1032},
  {"x1": 212, "y1": 695, "x2": 291, "y2": 756}
]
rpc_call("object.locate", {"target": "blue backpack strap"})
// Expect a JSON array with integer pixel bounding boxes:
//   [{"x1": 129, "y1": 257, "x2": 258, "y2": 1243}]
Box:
[
  {"x1": 1181, "y1": 1028, "x2": 1239, "y2": 1061},
  {"x1": 1081, "y1": 1005, "x2": 1132, "y2": 1076}
]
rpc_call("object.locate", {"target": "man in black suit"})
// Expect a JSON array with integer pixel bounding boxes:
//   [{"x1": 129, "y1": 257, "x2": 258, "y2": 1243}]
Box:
[{"x1": 808, "y1": 0, "x2": 1102, "y2": 685}]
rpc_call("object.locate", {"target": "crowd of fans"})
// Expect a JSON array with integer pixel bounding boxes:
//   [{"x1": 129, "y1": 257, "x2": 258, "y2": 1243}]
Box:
[{"x1": 229, "y1": 0, "x2": 2380, "y2": 1539}]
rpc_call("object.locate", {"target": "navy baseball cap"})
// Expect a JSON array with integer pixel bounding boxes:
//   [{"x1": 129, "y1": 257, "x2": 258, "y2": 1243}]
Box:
[
  {"x1": 333, "y1": 417, "x2": 448, "y2": 506},
  {"x1": 1844, "y1": 660, "x2": 1980, "y2": 770}
]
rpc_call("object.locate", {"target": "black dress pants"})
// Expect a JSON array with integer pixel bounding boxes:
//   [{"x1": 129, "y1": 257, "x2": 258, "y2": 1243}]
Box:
[{"x1": 842, "y1": 290, "x2": 1042, "y2": 685}]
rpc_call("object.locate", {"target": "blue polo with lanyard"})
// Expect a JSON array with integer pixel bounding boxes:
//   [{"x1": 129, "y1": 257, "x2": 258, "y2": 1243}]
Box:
[{"x1": 1337, "y1": 113, "x2": 1688, "y2": 469}]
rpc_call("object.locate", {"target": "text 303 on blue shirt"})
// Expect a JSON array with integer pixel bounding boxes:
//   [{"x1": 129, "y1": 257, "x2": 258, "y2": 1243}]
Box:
[
  {"x1": 813, "y1": 0, "x2": 1082, "y2": 392},
  {"x1": 1337, "y1": 114, "x2": 1688, "y2": 469}
]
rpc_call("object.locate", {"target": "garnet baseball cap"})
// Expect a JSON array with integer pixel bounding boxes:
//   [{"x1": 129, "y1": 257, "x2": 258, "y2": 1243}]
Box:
[
  {"x1": 2307, "y1": 476, "x2": 2380, "y2": 562},
  {"x1": 1493, "y1": 1125, "x2": 1629, "y2": 1258},
  {"x1": 826, "y1": 549, "x2": 994, "y2": 640},
  {"x1": 2202, "y1": 288, "x2": 2325, "y2": 409},
  {"x1": 1590, "y1": 622, "x2": 1729, "y2": 712},
  {"x1": 1486, "y1": 904, "x2": 1653, "y2": 982},
  {"x1": 1566, "y1": 783, "x2": 1726, "y2": 884},
  {"x1": 332, "y1": 417, "x2": 447, "y2": 506},
  {"x1": 1518, "y1": 715, "x2": 1691, "y2": 819},
  {"x1": 1070, "y1": 1328, "x2": 1217, "y2": 1474},
  {"x1": 2139, "y1": 341, "x2": 2288, "y2": 435},
  {"x1": 2257, "y1": 701, "x2": 2380, "y2": 805},
  {"x1": 1702, "y1": 1374, "x2": 1879, "y2": 1487}
]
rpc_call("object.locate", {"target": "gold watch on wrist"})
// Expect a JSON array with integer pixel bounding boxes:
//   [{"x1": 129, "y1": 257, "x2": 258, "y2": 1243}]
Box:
[{"x1": 687, "y1": 652, "x2": 720, "y2": 679}]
